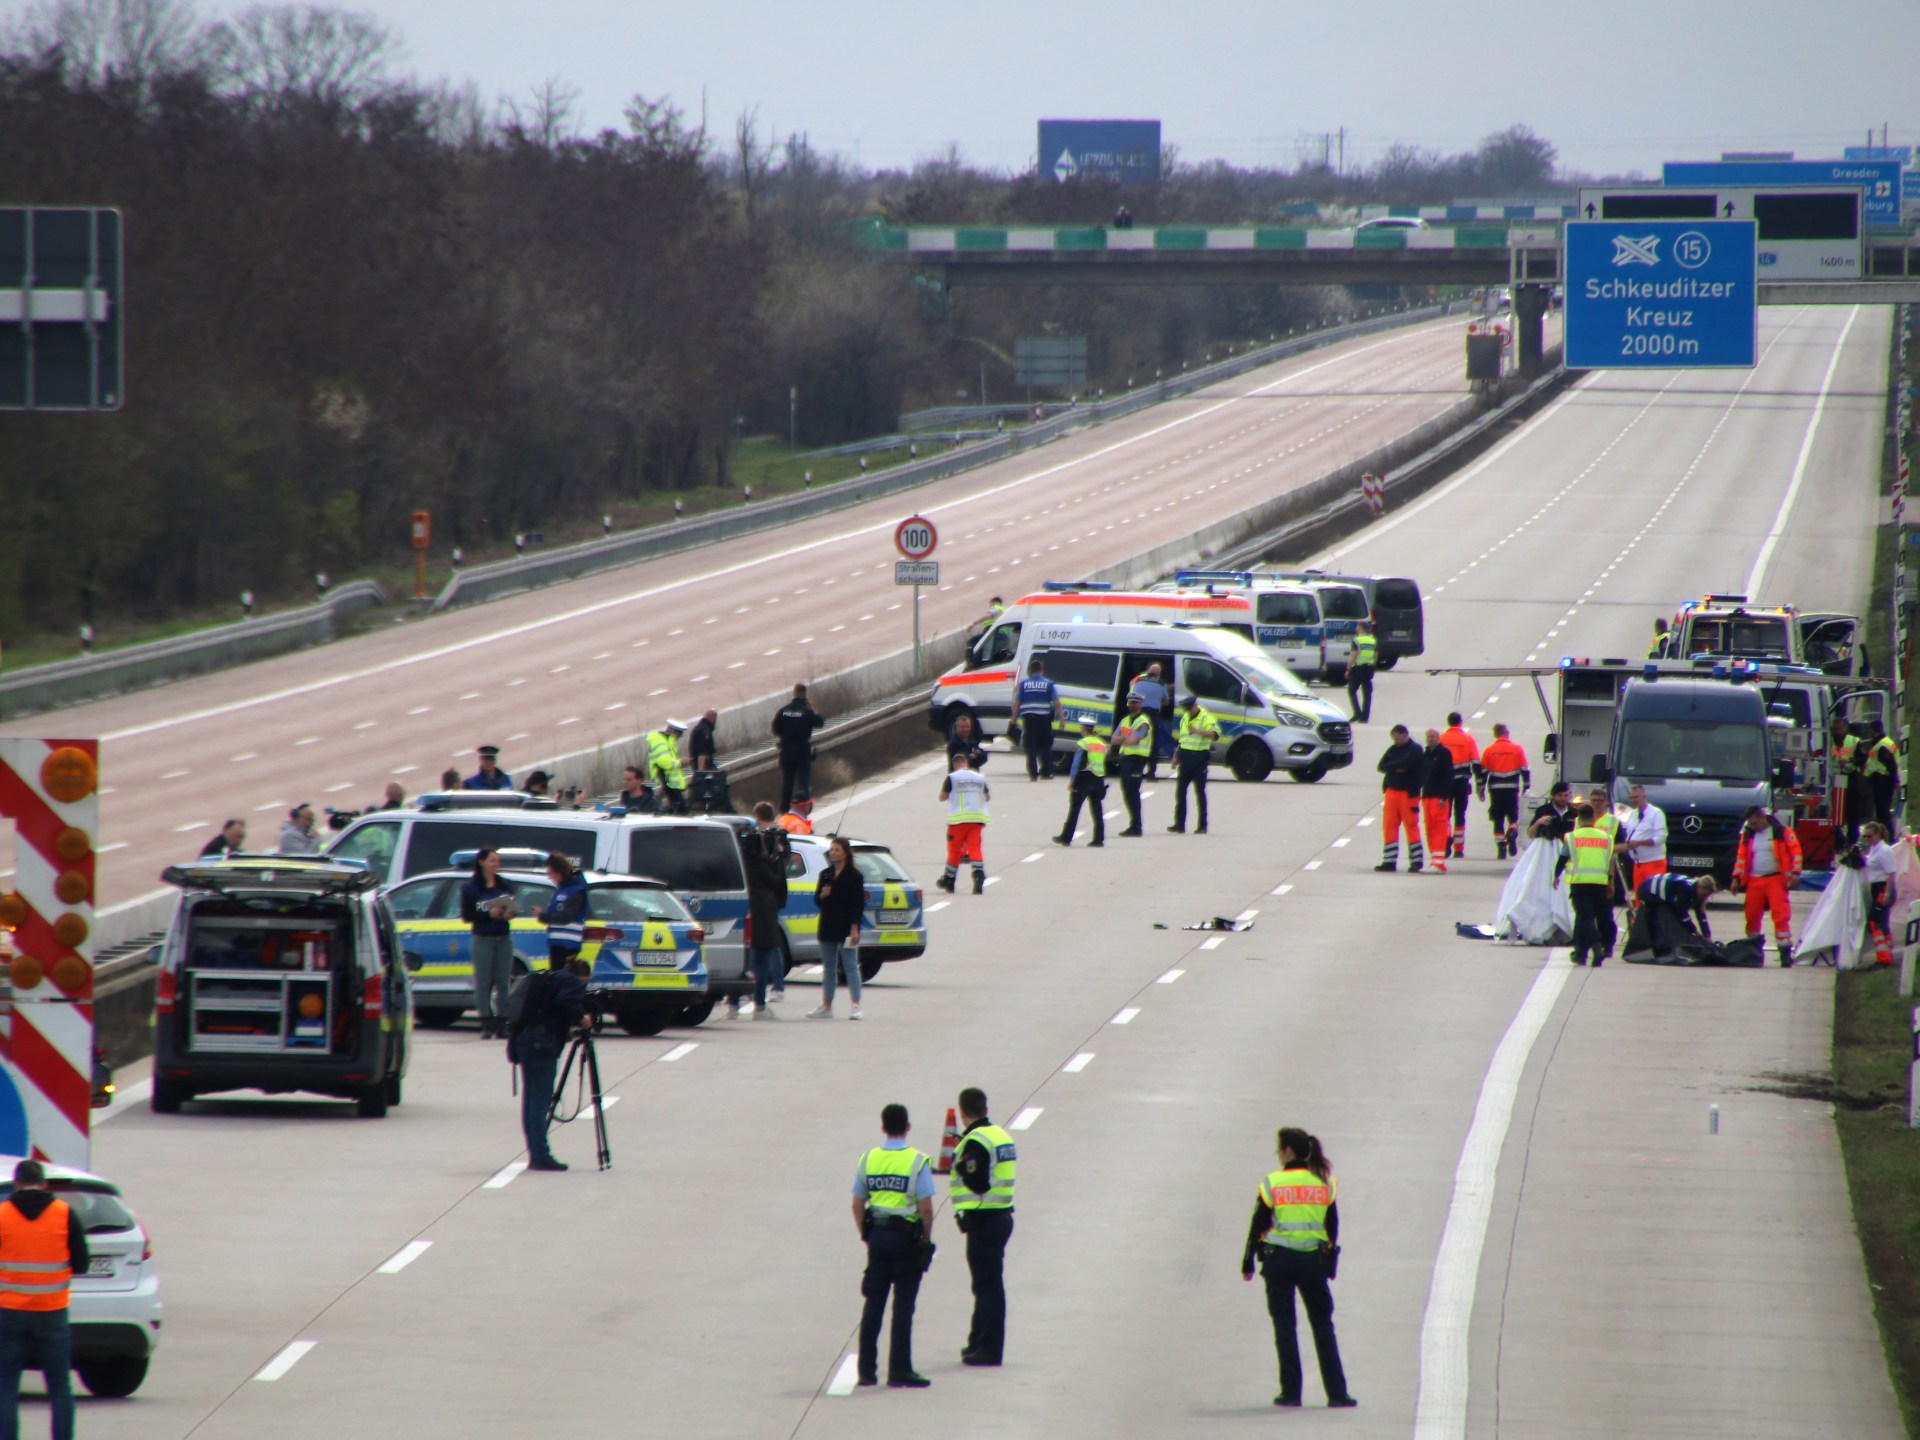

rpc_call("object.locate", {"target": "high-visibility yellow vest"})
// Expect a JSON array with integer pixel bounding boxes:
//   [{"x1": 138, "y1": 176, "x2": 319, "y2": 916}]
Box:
[
  {"x1": 945, "y1": 770, "x2": 991, "y2": 825},
  {"x1": 1567, "y1": 825, "x2": 1614, "y2": 885},
  {"x1": 1176, "y1": 707, "x2": 1220, "y2": 752},
  {"x1": 861, "y1": 1147, "x2": 930, "y2": 1218},
  {"x1": 1258, "y1": 1167, "x2": 1336, "y2": 1251},
  {"x1": 1114, "y1": 714, "x2": 1153, "y2": 758},
  {"x1": 647, "y1": 731, "x2": 686, "y2": 789},
  {"x1": 950, "y1": 1123, "x2": 1017, "y2": 1211},
  {"x1": 1865, "y1": 737, "x2": 1897, "y2": 778},
  {"x1": 1077, "y1": 736, "x2": 1108, "y2": 777},
  {"x1": 0, "y1": 1199, "x2": 72, "y2": 1312},
  {"x1": 1352, "y1": 632, "x2": 1378, "y2": 666}
]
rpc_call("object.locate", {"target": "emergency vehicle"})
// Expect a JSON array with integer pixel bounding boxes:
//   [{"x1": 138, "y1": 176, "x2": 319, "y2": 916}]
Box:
[
  {"x1": 1263, "y1": 568, "x2": 1425, "y2": 667},
  {"x1": 1656, "y1": 594, "x2": 1865, "y2": 677},
  {"x1": 1154, "y1": 570, "x2": 1329, "y2": 677},
  {"x1": 776, "y1": 833, "x2": 927, "y2": 982}
]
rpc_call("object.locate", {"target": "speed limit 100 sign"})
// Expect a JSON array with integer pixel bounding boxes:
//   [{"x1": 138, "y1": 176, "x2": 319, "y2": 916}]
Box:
[{"x1": 895, "y1": 515, "x2": 938, "y2": 560}]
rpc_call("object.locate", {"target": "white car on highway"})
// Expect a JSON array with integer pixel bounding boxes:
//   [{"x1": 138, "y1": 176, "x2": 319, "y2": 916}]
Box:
[{"x1": 0, "y1": 1157, "x2": 162, "y2": 1396}]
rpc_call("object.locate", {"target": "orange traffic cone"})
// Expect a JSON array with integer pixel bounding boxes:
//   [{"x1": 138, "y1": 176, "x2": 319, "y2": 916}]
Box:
[
  {"x1": 1872, "y1": 925, "x2": 1894, "y2": 966},
  {"x1": 936, "y1": 1107, "x2": 959, "y2": 1174}
]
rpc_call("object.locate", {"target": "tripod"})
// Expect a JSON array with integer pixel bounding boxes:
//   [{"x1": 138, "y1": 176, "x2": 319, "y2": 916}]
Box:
[{"x1": 551, "y1": 1025, "x2": 612, "y2": 1170}]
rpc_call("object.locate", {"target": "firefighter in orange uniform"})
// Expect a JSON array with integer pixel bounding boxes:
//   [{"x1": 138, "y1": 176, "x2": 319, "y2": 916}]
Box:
[
  {"x1": 1477, "y1": 724, "x2": 1530, "y2": 859},
  {"x1": 1438, "y1": 712, "x2": 1480, "y2": 859},
  {"x1": 778, "y1": 791, "x2": 816, "y2": 835},
  {"x1": 1732, "y1": 805, "x2": 1803, "y2": 967}
]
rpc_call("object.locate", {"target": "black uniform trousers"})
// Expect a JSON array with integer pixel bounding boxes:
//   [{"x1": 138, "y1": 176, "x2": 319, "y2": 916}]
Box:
[
  {"x1": 962, "y1": 1208, "x2": 1014, "y2": 1361},
  {"x1": 1020, "y1": 716, "x2": 1056, "y2": 778},
  {"x1": 1487, "y1": 788, "x2": 1521, "y2": 840},
  {"x1": 859, "y1": 1223, "x2": 924, "y2": 1382},
  {"x1": 1871, "y1": 772, "x2": 1897, "y2": 835},
  {"x1": 1060, "y1": 772, "x2": 1107, "y2": 844},
  {"x1": 1345, "y1": 664, "x2": 1374, "y2": 723},
  {"x1": 778, "y1": 751, "x2": 811, "y2": 812},
  {"x1": 1171, "y1": 749, "x2": 1209, "y2": 831},
  {"x1": 1260, "y1": 1246, "x2": 1348, "y2": 1404},
  {"x1": 1569, "y1": 882, "x2": 1617, "y2": 961},
  {"x1": 1115, "y1": 755, "x2": 1145, "y2": 834},
  {"x1": 1451, "y1": 778, "x2": 1473, "y2": 846}
]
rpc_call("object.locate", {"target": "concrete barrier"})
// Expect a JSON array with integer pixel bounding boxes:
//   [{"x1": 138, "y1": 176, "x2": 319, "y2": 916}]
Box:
[{"x1": 0, "y1": 580, "x2": 386, "y2": 720}]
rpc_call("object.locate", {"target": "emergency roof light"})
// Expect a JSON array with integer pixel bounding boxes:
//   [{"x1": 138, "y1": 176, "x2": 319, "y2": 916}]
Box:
[
  {"x1": 1173, "y1": 569, "x2": 1256, "y2": 586},
  {"x1": 1041, "y1": 580, "x2": 1112, "y2": 592}
]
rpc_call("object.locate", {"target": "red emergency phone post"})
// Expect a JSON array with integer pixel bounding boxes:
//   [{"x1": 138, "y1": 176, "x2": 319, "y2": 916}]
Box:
[{"x1": 411, "y1": 510, "x2": 431, "y2": 600}]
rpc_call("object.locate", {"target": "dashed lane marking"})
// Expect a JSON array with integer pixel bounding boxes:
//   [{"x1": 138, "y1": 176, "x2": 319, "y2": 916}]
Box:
[
  {"x1": 661, "y1": 1043, "x2": 698, "y2": 1062},
  {"x1": 377, "y1": 1241, "x2": 432, "y2": 1275},
  {"x1": 255, "y1": 1340, "x2": 317, "y2": 1382},
  {"x1": 1009, "y1": 1107, "x2": 1044, "y2": 1130},
  {"x1": 1158, "y1": 969, "x2": 1185, "y2": 984},
  {"x1": 483, "y1": 1162, "x2": 527, "y2": 1190},
  {"x1": 1200, "y1": 937, "x2": 1224, "y2": 951},
  {"x1": 1063, "y1": 1053, "x2": 1095, "y2": 1073},
  {"x1": 1111, "y1": 1008, "x2": 1140, "y2": 1026},
  {"x1": 1272, "y1": 883, "x2": 1294, "y2": 896},
  {"x1": 827, "y1": 1355, "x2": 861, "y2": 1397}
]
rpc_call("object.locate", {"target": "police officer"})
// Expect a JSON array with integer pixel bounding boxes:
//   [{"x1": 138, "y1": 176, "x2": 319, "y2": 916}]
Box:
[
  {"x1": 951, "y1": 1087, "x2": 1016, "y2": 1367},
  {"x1": 1053, "y1": 721, "x2": 1108, "y2": 847},
  {"x1": 1832, "y1": 717, "x2": 1867, "y2": 844},
  {"x1": 647, "y1": 720, "x2": 690, "y2": 813},
  {"x1": 1862, "y1": 721, "x2": 1899, "y2": 835},
  {"x1": 464, "y1": 744, "x2": 514, "y2": 791},
  {"x1": 771, "y1": 684, "x2": 824, "y2": 812},
  {"x1": 1346, "y1": 622, "x2": 1377, "y2": 724},
  {"x1": 1012, "y1": 659, "x2": 1062, "y2": 780},
  {"x1": 1169, "y1": 694, "x2": 1220, "y2": 835},
  {"x1": 1111, "y1": 693, "x2": 1152, "y2": 838},
  {"x1": 1127, "y1": 662, "x2": 1173, "y2": 779},
  {"x1": 852, "y1": 1103, "x2": 935, "y2": 1388},
  {"x1": 1240, "y1": 1128, "x2": 1356, "y2": 1410},
  {"x1": 1557, "y1": 804, "x2": 1618, "y2": 966}
]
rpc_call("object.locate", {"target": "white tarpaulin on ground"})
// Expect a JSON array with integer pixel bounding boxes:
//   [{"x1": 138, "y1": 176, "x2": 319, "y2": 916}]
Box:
[
  {"x1": 1798, "y1": 865, "x2": 1870, "y2": 969},
  {"x1": 1493, "y1": 837, "x2": 1572, "y2": 945}
]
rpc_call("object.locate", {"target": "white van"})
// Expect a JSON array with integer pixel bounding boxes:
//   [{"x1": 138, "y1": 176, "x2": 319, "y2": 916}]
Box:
[
  {"x1": 985, "y1": 621, "x2": 1353, "y2": 782},
  {"x1": 1161, "y1": 571, "x2": 1331, "y2": 678}
]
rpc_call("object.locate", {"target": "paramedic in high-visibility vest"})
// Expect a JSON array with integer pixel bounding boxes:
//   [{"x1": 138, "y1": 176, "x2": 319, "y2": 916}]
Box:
[
  {"x1": 1240, "y1": 1127, "x2": 1357, "y2": 1410},
  {"x1": 1733, "y1": 805, "x2": 1803, "y2": 967},
  {"x1": 937, "y1": 753, "x2": 991, "y2": 895},
  {"x1": 0, "y1": 1159, "x2": 89, "y2": 1440},
  {"x1": 951, "y1": 1087, "x2": 1017, "y2": 1368},
  {"x1": 1557, "y1": 805, "x2": 1619, "y2": 966}
]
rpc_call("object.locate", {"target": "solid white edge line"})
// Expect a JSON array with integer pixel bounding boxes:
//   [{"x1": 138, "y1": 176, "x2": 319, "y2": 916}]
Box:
[
  {"x1": 660, "y1": 1042, "x2": 698, "y2": 1062},
  {"x1": 254, "y1": 1339, "x2": 317, "y2": 1382},
  {"x1": 1008, "y1": 1106, "x2": 1043, "y2": 1130},
  {"x1": 1111, "y1": 1007, "x2": 1140, "y2": 1025},
  {"x1": 483, "y1": 1161, "x2": 528, "y2": 1190},
  {"x1": 1744, "y1": 306, "x2": 1860, "y2": 598},
  {"x1": 1063, "y1": 1053, "x2": 1095, "y2": 1073},
  {"x1": 1412, "y1": 952, "x2": 1574, "y2": 1440},
  {"x1": 377, "y1": 1240, "x2": 432, "y2": 1275}
]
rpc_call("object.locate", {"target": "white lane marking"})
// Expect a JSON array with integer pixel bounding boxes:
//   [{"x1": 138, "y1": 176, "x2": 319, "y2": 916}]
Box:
[
  {"x1": 1272, "y1": 883, "x2": 1294, "y2": 896},
  {"x1": 296, "y1": 736, "x2": 321, "y2": 745},
  {"x1": 827, "y1": 1354, "x2": 861, "y2": 1397},
  {"x1": 483, "y1": 1161, "x2": 528, "y2": 1190},
  {"x1": 1199, "y1": 936, "x2": 1224, "y2": 951},
  {"x1": 1020, "y1": 852, "x2": 1044, "y2": 863},
  {"x1": 1413, "y1": 953, "x2": 1574, "y2": 1440},
  {"x1": 605, "y1": 702, "x2": 625, "y2": 712},
  {"x1": 97, "y1": 841, "x2": 128, "y2": 854},
  {"x1": 324, "y1": 782, "x2": 353, "y2": 793},
  {"x1": 1104, "y1": 808, "x2": 1121, "y2": 820},
  {"x1": 354, "y1": 720, "x2": 378, "y2": 730},
  {"x1": 1332, "y1": 837, "x2": 1350, "y2": 848},
  {"x1": 377, "y1": 1240, "x2": 432, "y2": 1275},
  {"x1": 1356, "y1": 816, "x2": 1374, "y2": 826},
  {"x1": 925, "y1": 900, "x2": 951, "y2": 914},
  {"x1": 1111, "y1": 1007, "x2": 1140, "y2": 1025},
  {"x1": 392, "y1": 765, "x2": 417, "y2": 775},
  {"x1": 1235, "y1": 908, "x2": 1258, "y2": 922},
  {"x1": 648, "y1": 688, "x2": 669, "y2": 697},
  {"x1": 171, "y1": 820, "x2": 208, "y2": 833},
  {"x1": 582, "y1": 1095, "x2": 621, "y2": 1119},
  {"x1": 1063, "y1": 1053, "x2": 1095, "y2": 1073},
  {"x1": 1140, "y1": 789, "x2": 1157, "y2": 800},
  {"x1": 1303, "y1": 860, "x2": 1323, "y2": 871},
  {"x1": 253, "y1": 800, "x2": 284, "y2": 812},
  {"x1": 408, "y1": 705, "x2": 433, "y2": 715},
  {"x1": 982, "y1": 876, "x2": 1001, "y2": 888},
  {"x1": 828, "y1": 755, "x2": 951, "y2": 816},
  {"x1": 1008, "y1": 1107, "x2": 1043, "y2": 1130},
  {"x1": 1745, "y1": 306, "x2": 1859, "y2": 597},
  {"x1": 1158, "y1": 968, "x2": 1185, "y2": 984},
  {"x1": 460, "y1": 692, "x2": 482, "y2": 701},
  {"x1": 160, "y1": 769, "x2": 189, "y2": 780},
  {"x1": 229, "y1": 752, "x2": 256, "y2": 763},
  {"x1": 660, "y1": 1043, "x2": 698, "y2": 1063},
  {"x1": 255, "y1": 1340, "x2": 317, "y2": 1382}
]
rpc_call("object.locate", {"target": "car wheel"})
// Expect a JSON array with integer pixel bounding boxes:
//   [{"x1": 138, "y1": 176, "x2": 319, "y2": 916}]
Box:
[
  {"x1": 1227, "y1": 739, "x2": 1274, "y2": 783},
  {"x1": 413, "y1": 1008, "x2": 462, "y2": 1030},
  {"x1": 677, "y1": 999, "x2": 716, "y2": 1027},
  {"x1": 384, "y1": 1071, "x2": 403, "y2": 1107},
  {"x1": 356, "y1": 1083, "x2": 389, "y2": 1118},
  {"x1": 1326, "y1": 665, "x2": 1347, "y2": 685},
  {"x1": 1377, "y1": 655, "x2": 1399, "y2": 670},
  {"x1": 615, "y1": 1008, "x2": 671, "y2": 1037},
  {"x1": 150, "y1": 1080, "x2": 186, "y2": 1115},
  {"x1": 1289, "y1": 764, "x2": 1329, "y2": 784},
  {"x1": 859, "y1": 954, "x2": 884, "y2": 982},
  {"x1": 75, "y1": 1356, "x2": 148, "y2": 1398}
]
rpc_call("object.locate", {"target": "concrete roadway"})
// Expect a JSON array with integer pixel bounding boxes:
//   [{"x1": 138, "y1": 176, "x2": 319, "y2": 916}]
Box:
[
  {"x1": 52, "y1": 303, "x2": 1903, "y2": 1439},
  {"x1": 0, "y1": 310, "x2": 1533, "y2": 908}
]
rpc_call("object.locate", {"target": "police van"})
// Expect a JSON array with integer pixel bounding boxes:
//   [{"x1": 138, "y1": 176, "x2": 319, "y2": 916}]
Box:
[
  {"x1": 1263, "y1": 568, "x2": 1425, "y2": 667},
  {"x1": 973, "y1": 620, "x2": 1352, "y2": 781},
  {"x1": 928, "y1": 583, "x2": 1254, "y2": 738},
  {"x1": 1158, "y1": 570, "x2": 1334, "y2": 679}
]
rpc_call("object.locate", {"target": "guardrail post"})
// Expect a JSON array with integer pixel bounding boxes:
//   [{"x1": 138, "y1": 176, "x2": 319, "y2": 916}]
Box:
[
  {"x1": 1911, "y1": 1007, "x2": 1920, "y2": 1129},
  {"x1": 1901, "y1": 899, "x2": 1920, "y2": 998}
]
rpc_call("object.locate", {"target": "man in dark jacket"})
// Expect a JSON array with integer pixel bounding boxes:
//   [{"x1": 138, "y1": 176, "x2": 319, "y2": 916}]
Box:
[
  {"x1": 743, "y1": 803, "x2": 792, "y2": 1016},
  {"x1": 1376, "y1": 725, "x2": 1426, "y2": 872},
  {"x1": 772, "y1": 685, "x2": 825, "y2": 812},
  {"x1": 0, "y1": 1159, "x2": 88, "y2": 1436},
  {"x1": 507, "y1": 959, "x2": 587, "y2": 1171},
  {"x1": 689, "y1": 709, "x2": 719, "y2": 773},
  {"x1": 1420, "y1": 728, "x2": 1456, "y2": 875}
]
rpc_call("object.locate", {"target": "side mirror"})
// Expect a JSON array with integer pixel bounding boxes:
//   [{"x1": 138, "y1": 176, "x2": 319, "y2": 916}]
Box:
[
  {"x1": 1542, "y1": 732, "x2": 1559, "y2": 762},
  {"x1": 1588, "y1": 754, "x2": 1609, "y2": 784},
  {"x1": 403, "y1": 952, "x2": 424, "y2": 974}
]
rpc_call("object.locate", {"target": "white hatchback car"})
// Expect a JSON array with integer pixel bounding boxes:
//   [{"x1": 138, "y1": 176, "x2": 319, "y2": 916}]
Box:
[{"x1": 0, "y1": 1157, "x2": 163, "y2": 1396}]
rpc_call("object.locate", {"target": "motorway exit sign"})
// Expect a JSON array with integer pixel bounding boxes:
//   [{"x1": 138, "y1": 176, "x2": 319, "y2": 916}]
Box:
[
  {"x1": 0, "y1": 207, "x2": 123, "y2": 410},
  {"x1": 1564, "y1": 219, "x2": 1756, "y2": 370}
]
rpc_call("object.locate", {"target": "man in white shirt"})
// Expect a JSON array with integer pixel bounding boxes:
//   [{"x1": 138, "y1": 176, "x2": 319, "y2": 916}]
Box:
[
  {"x1": 937, "y1": 755, "x2": 992, "y2": 896},
  {"x1": 1618, "y1": 784, "x2": 1670, "y2": 890}
]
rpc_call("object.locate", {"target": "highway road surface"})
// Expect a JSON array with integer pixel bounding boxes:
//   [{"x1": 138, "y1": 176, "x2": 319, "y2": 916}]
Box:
[
  {"x1": 2, "y1": 311, "x2": 1545, "y2": 909},
  {"x1": 34, "y1": 302, "x2": 1911, "y2": 1439}
]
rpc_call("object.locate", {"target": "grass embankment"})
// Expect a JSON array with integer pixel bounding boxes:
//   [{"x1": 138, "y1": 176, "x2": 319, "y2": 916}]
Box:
[{"x1": 1835, "y1": 312, "x2": 1919, "y2": 1435}]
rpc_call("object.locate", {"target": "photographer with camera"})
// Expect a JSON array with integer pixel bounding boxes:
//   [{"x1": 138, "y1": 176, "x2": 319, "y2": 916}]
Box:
[
  {"x1": 504, "y1": 946, "x2": 588, "y2": 1174},
  {"x1": 742, "y1": 803, "x2": 792, "y2": 1016}
]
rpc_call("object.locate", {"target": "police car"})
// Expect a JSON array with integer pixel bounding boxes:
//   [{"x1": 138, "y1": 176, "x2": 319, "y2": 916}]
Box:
[
  {"x1": 0, "y1": 1157, "x2": 163, "y2": 1396},
  {"x1": 389, "y1": 851, "x2": 709, "y2": 1036},
  {"x1": 776, "y1": 834, "x2": 928, "y2": 982}
]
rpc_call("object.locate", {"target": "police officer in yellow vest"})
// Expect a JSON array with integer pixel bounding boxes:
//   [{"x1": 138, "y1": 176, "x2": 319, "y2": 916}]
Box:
[
  {"x1": 851, "y1": 1103, "x2": 936, "y2": 1388},
  {"x1": 1346, "y1": 622, "x2": 1378, "y2": 723},
  {"x1": 1111, "y1": 693, "x2": 1153, "y2": 838},
  {"x1": 1832, "y1": 717, "x2": 1867, "y2": 844},
  {"x1": 1241, "y1": 1127, "x2": 1355, "y2": 1409},
  {"x1": 1863, "y1": 721, "x2": 1899, "y2": 834},
  {"x1": 1053, "y1": 722, "x2": 1109, "y2": 848},
  {"x1": 0, "y1": 1159, "x2": 89, "y2": 1437},
  {"x1": 1169, "y1": 694, "x2": 1220, "y2": 835},
  {"x1": 951, "y1": 1086, "x2": 1017, "y2": 1367},
  {"x1": 1557, "y1": 803, "x2": 1619, "y2": 966},
  {"x1": 647, "y1": 720, "x2": 689, "y2": 814}
]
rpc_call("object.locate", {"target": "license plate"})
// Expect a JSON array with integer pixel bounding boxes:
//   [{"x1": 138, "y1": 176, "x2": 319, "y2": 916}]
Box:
[
  {"x1": 877, "y1": 909, "x2": 910, "y2": 925},
  {"x1": 86, "y1": 1258, "x2": 114, "y2": 1276},
  {"x1": 612, "y1": 949, "x2": 676, "y2": 967},
  {"x1": 1671, "y1": 855, "x2": 1714, "y2": 869}
]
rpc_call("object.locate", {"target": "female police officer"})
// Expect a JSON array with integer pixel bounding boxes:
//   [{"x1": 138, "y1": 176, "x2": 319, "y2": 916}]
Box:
[{"x1": 1240, "y1": 1127, "x2": 1357, "y2": 1409}]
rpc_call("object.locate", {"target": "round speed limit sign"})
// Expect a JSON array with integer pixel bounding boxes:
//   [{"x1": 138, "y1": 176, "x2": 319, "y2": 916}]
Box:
[{"x1": 894, "y1": 515, "x2": 938, "y2": 560}]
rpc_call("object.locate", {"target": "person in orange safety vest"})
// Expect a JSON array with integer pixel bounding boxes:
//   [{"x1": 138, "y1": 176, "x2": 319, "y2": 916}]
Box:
[
  {"x1": 1438, "y1": 713, "x2": 1479, "y2": 859},
  {"x1": 1732, "y1": 805, "x2": 1803, "y2": 967},
  {"x1": 0, "y1": 1158, "x2": 89, "y2": 1439},
  {"x1": 1476, "y1": 724, "x2": 1530, "y2": 860}
]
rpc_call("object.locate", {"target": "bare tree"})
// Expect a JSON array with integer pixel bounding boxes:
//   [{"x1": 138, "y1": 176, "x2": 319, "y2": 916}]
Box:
[
  {"x1": 501, "y1": 75, "x2": 579, "y2": 147},
  {"x1": 13, "y1": 0, "x2": 209, "y2": 95},
  {"x1": 205, "y1": 3, "x2": 397, "y2": 109},
  {"x1": 734, "y1": 106, "x2": 773, "y2": 227}
]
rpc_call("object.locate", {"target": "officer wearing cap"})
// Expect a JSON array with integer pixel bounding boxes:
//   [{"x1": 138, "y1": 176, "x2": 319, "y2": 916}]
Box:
[
  {"x1": 464, "y1": 745, "x2": 514, "y2": 791},
  {"x1": 647, "y1": 721, "x2": 689, "y2": 814},
  {"x1": 1169, "y1": 694, "x2": 1220, "y2": 835},
  {"x1": 1053, "y1": 721, "x2": 1108, "y2": 848},
  {"x1": 779, "y1": 790, "x2": 815, "y2": 835},
  {"x1": 1111, "y1": 693, "x2": 1153, "y2": 838}
]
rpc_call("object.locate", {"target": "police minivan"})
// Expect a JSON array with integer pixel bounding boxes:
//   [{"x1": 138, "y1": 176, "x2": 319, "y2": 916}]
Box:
[
  {"x1": 1264, "y1": 569, "x2": 1425, "y2": 667},
  {"x1": 1157, "y1": 571, "x2": 1327, "y2": 678}
]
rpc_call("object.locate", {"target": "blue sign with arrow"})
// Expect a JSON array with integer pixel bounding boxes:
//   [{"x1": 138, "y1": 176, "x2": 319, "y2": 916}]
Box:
[
  {"x1": 1564, "y1": 219, "x2": 1756, "y2": 370},
  {"x1": 1665, "y1": 158, "x2": 1902, "y2": 227}
]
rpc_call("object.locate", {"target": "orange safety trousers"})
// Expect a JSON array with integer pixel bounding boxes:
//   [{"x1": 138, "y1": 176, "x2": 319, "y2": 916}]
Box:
[
  {"x1": 1631, "y1": 859, "x2": 1668, "y2": 891},
  {"x1": 945, "y1": 823, "x2": 985, "y2": 866},
  {"x1": 1422, "y1": 798, "x2": 1453, "y2": 865},
  {"x1": 1382, "y1": 790, "x2": 1420, "y2": 846},
  {"x1": 1743, "y1": 873, "x2": 1792, "y2": 943}
]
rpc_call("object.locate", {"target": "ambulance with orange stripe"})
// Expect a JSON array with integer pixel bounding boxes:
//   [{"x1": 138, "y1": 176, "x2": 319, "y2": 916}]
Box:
[{"x1": 927, "y1": 583, "x2": 1256, "y2": 739}]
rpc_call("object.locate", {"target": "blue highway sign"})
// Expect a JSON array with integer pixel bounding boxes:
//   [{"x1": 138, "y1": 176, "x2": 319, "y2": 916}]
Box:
[
  {"x1": 1564, "y1": 219, "x2": 1756, "y2": 370},
  {"x1": 1665, "y1": 159, "x2": 1902, "y2": 227}
]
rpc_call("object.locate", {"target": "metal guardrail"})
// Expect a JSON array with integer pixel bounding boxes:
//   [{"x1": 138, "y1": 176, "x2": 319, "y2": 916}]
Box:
[{"x1": 0, "y1": 580, "x2": 387, "y2": 719}]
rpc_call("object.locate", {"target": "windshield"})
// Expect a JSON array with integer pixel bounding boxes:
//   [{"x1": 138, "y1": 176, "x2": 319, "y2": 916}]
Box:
[
  {"x1": 1685, "y1": 616, "x2": 1790, "y2": 657},
  {"x1": 851, "y1": 847, "x2": 913, "y2": 883},
  {"x1": 1619, "y1": 719, "x2": 1768, "y2": 783},
  {"x1": 1315, "y1": 585, "x2": 1370, "y2": 620},
  {"x1": 589, "y1": 885, "x2": 692, "y2": 924},
  {"x1": 1231, "y1": 650, "x2": 1314, "y2": 701},
  {"x1": 0, "y1": 1183, "x2": 136, "y2": 1235}
]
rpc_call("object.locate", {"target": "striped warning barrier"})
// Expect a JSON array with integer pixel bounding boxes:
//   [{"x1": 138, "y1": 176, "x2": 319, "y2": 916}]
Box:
[{"x1": 0, "y1": 738, "x2": 98, "y2": 1169}]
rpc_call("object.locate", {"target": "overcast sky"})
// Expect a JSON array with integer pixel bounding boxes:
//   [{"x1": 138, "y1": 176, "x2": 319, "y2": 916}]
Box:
[{"x1": 9, "y1": 0, "x2": 1919, "y2": 179}]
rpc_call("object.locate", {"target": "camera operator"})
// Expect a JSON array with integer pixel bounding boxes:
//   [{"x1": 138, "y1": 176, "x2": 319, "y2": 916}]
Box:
[
  {"x1": 505, "y1": 952, "x2": 588, "y2": 1173},
  {"x1": 741, "y1": 804, "x2": 792, "y2": 1015}
]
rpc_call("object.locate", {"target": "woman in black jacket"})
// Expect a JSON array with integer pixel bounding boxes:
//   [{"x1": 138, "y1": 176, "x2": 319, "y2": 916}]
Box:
[{"x1": 807, "y1": 838, "x2": 867, "y2": 1019}]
